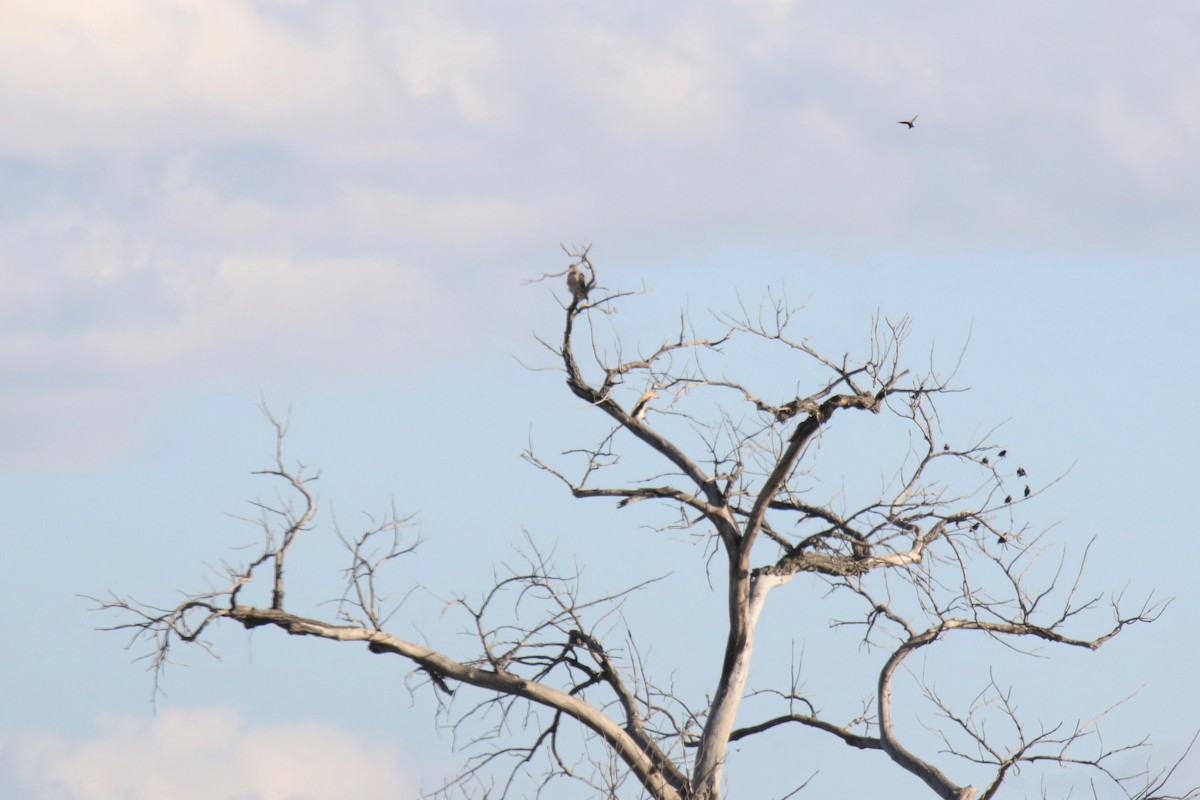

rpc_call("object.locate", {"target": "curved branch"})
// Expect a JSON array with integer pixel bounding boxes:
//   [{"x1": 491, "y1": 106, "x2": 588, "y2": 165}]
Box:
[
  {"x1": 729, "y1": 713, "x2": 881, "y2": 751},
  {"x1": 878, "y1": 629, "x2": 976, "y2": 800},
  {"x1": 229, "y1": 604, "x2": 689, "y2": 800}
]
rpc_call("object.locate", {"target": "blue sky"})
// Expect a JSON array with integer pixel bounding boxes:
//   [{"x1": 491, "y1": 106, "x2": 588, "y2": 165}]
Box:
[{"x1": 2, "y1": 2, "x2": 1199, "y2": 797}]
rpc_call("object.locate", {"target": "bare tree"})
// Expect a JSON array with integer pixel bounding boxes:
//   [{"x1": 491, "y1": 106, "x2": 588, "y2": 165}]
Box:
[{"x1": 101, "y1": 248, "x2": 1196, "y2": 800}]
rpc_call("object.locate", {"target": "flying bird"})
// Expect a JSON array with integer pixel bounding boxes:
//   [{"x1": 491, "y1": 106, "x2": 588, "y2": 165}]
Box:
[
  {"x1": 566, "y1": 264, "x2": 589, "y2": 303},
  {"x1": 898, "y1": 113, "x2": 919, "y2": 129}
]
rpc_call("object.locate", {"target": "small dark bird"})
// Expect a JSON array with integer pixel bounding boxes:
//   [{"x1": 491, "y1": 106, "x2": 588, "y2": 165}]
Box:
[
  {"x1": 998, "y1": 449, "x2": 1007, "y2": 458},
  {"x1": 1016, "y1": 467, "x2": 1026, "y2": 478},
  {"x1": 898, "y1": 113, "x2": 919, "y2": 129},
  {"x1": 1024, "y1": 485, "x2": 1031, "y2": 497},
  {"x1": 982, "y1": 457, "x2": 989, "y2": 465},
  {"x1": 943, "y1": 443, "x2": 950, "y2": 452},
  {"x1": 971, "y1": 522, "x2": 980, "y2": 532},
  {"x1": 1004, "y1": 495, "x2": 1012, "y2": 504},
  {"x1": 997, "y1": 534, "x2": 1007, "y2": 545}
]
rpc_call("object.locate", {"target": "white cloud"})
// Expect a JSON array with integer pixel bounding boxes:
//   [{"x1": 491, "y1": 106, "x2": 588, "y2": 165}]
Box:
[
  {"x1": 4, "y1": 0, "x2": 1199, "y2": 209},
  {"x1": 0, "y1": 708, "x2": 416, "y2": 800},
  {"x1": 376, "y1": 8, "x2": 510, "y2": 128},
  {"x1": 0, "y1": 0, "x2": 383, "y2": 155},
  {"x1": 554, "y1": 19, "x2": 737, "y2": 144},
  {"x1": 0, "y1": 216, "x2": 463, "y2": 372},
  {"x1": 0, "y1": 0, "x2": 535, "y2": 158},
  {"x1": 3, "y1": 1, "x2": 1200, "y2": 467},
  {"x1": 0, "y1": 210, "x2": 491, "y2": 467},
  {"x1": 1086, "y1": 82, "x2": 1200, "y2": 195}
]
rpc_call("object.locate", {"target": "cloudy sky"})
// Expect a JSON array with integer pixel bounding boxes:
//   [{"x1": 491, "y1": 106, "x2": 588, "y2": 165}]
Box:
[{"x1": 2, "y1": 1, "x2": 1199, "y2": 797}]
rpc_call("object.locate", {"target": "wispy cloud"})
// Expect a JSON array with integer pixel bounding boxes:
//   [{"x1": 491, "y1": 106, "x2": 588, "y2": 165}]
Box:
[
  {"x1": 2, "y1": 1, "x2": 1199, "y2": 466},
  {"x1": 0, "y1": 229, "x2": 472, "y2": 466},
  {"x1": 0, "y1": 708, "x2": 415, "y2": 800}
]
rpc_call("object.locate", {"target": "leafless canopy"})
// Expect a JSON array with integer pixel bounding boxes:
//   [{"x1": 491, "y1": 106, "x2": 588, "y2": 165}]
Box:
[{"x1": 100, "y1": 249, "x2": 1195, "y2": 800}]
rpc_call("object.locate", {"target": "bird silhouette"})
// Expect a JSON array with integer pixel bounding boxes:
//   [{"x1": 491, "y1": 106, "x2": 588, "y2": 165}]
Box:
[
  {"x1": 1016, "y1": 467, "x2": 1026, "y2": 478},
  {"x1": 1024, "y1": 485, "x2": 1031, "y2": 497},
  {"x1": 1004, "y1": 495, "x2": 1012, "y2": 504},
  {"x1": 982, "y1": 457, "x2": 989, "y2": 465},
  {"x1": 898, "y1": 113, "x2": 919, "y2": 129},
  {"x1": 998, "y1": 449, "x2": 1007, "y2": 458}
]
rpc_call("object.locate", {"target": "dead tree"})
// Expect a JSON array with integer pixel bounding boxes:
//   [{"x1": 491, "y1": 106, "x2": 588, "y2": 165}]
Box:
[{"x1": 100, "y1": 248, "x2": 1196, "y2": 800}]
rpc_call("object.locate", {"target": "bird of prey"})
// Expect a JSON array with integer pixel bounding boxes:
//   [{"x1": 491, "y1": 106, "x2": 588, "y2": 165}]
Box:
[
  {"x1": 898, "y1": 113, "x2": 919, "y2": 129},
  {"x1": 567, "y1": 264, "x2": 589, "y2": 302},
  {"x1": 631, "y1": 389, "x2": 660, "y2": 421},
  {"x1": 1016, "y1": 467, "x2": 1027, "y2": 478}
]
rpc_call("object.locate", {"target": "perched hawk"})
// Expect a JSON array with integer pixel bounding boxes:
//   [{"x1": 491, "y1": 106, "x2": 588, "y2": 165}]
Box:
[{"x1": 567, "y1": 265, "x2": 589, "y2": 302}]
